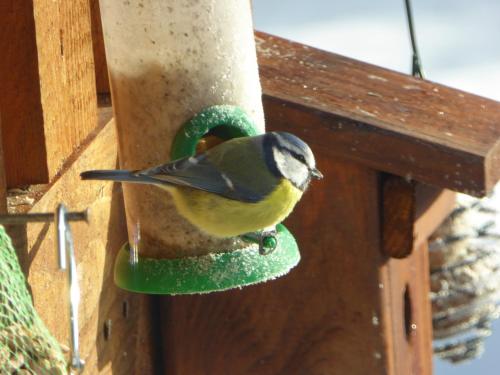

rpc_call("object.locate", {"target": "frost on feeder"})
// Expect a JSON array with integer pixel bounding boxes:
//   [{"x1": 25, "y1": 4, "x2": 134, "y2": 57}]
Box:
[
  {"x1": 98, "y1": 1, "x2": 302, "y2": 294},
  {"x1": 114, "y1": 106, "x2": 301, "y2": 294},
  {"x1": 429, "y1": 184, "x2": 500, "y2": 363}
]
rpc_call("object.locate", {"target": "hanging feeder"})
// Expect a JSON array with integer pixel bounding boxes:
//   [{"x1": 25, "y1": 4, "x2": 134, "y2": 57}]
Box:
[
  {"x1": 429, "y1": 186, "x2": 500, "y2": 363},
  {"x1": 98, "y1": 0, "x2": 300, "y2": 295},
  {"x1": 114, "y1": 106, "x2": 300, "y2": 294}
]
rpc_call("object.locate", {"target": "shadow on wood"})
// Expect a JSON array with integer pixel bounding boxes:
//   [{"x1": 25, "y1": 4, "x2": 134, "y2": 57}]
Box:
[{"x1": 4, "y1": 119, "x2": 156, "y2": 374}]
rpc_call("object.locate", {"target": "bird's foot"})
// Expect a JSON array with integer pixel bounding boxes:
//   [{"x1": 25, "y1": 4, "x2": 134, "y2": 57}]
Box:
[{"x1": 241, "y1": 227, "x2": 278, "y2": 255}]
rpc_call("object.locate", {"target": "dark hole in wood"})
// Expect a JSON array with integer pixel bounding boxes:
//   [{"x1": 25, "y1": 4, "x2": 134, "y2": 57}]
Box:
[
  {"x1": 104, "y1": 319, "x2": 112, "y2": 341},
  {"x1": 59, "y1": 29, "x2": 64, "y2": 56},
  {"x1": 122, "y1": 300, "x2": 129, "y2": 318},
  {"x1": 404, "y1": 284, "x2": 413, "y2": 341}
]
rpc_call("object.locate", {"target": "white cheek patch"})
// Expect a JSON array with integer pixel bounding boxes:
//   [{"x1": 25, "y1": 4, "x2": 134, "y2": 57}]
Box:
[
  {"x1": 290, "y1": 161, "x2": 309, "y2": 188},
  {"x1": 273, "y1": 147, "x2": 309, "y2": 188},
  {"x1": 273, "y1": 146, "x2": 287, "y2": 174}
]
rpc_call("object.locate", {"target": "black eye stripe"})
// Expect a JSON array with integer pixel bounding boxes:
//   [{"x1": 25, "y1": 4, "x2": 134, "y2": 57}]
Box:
[
  {"x1": 288, "y1": 150, "x2": 306, "y2": 164},
  {"x1": 268, "y1": 133, "x2": 308, "y2": 166}
]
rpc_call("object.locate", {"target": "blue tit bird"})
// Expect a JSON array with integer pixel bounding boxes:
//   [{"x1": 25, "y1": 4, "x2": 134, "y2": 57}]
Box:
[{"x1": 80, "y1": 131, "x2": 322, "y2": 238}]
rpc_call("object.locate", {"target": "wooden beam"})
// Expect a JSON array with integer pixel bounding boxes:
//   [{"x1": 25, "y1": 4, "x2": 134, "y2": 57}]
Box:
[
  {"x1": 257, "y1": 32, "x2": 500, "y2": 196},
  {"x1": 7, "y1": 114, "x2": 156, "y2": 374},
  {"x1": 0, "y1": 0, "x2": 98, "y2": 187},
  {"x1": 0, "y1": 1, "x2": 47, "y2": 185},
  {"x1": 86, "y1": 23, "x2": 500, "y2": 195},
  {"x1": 382, "y1": 175, "x2": 416, "y2": 259}
]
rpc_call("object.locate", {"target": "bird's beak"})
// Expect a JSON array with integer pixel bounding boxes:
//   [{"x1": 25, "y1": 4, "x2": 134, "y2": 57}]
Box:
[{"x1": 310, "y1": 168, "x2": 323, "y2": 179}]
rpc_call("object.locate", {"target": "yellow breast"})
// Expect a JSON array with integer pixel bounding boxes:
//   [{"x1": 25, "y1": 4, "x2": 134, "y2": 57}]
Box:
[{"x1": 169, "y1": 179, "x2": 303, "y2": 237}]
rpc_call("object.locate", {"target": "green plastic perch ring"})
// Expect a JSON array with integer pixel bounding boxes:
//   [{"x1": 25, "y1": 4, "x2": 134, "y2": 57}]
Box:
[
  {"x1": 115, "y1": 224, "x2": 299, "y2": 294},
  {"x1": 114, "y1": 105, "x2": 301, "y2": 294},
  {"x1": 171, "y1": 105, "x2": 259, "y2": 160}
]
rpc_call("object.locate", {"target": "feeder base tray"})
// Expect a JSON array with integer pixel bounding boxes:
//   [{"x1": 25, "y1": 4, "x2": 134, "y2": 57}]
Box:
[{"x1": 114, "y1": 224, "x2": 300, "y2": 294}]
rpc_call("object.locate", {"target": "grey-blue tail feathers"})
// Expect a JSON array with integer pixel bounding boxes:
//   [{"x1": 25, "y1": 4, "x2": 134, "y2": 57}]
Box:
[{"x1": 80, "y1": 170, "x2": 158, "y2": 184}]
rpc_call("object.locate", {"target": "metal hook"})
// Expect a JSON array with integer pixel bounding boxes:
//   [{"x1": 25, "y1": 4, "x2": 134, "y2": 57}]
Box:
[{"x1": 55, "y1": 204, "x2": 85, "y2": 372}]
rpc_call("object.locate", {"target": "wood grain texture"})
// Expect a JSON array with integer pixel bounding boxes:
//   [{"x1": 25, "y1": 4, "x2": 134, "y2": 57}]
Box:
[
  {"x1": 7, "y1": 115, "x2": 156, "y2": 374},
  {"x1": 0, "y1": 1, "x2": 48, "y2": 185},
  {"x1": 257, "y1": 32, "x2": 500, "y2": 196},
  {"x1": 32, "y1": 0, "x2": 98, "y2": 182},
  {"x1": 382, "y1": 175, "x2": 415, "y2": 259},
  {"x1": 0, "y1": 0, "x2": 98, "y2": 187}
]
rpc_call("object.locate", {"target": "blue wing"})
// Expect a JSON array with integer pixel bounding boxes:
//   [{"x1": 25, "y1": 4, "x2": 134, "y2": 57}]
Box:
[{"x1": 138, "y1": 137, "x2": 278, "y2": 203}]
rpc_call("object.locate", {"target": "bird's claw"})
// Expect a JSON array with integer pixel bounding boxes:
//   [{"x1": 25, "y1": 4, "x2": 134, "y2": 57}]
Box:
[{"x1": 241, "y1": 228, "x2": 278, "y2": 255}]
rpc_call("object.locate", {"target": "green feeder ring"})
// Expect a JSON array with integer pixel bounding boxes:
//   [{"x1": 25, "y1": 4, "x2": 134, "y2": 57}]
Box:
[
  {"x1": 171, "y1": 105, "x2": 259, "y2": 160},
  {"x1": 114, "y1": 105, "x2": 301, "y2": 294},
  {"x1": 114, "y1": 224, "x2": 299, "y2": 294}
]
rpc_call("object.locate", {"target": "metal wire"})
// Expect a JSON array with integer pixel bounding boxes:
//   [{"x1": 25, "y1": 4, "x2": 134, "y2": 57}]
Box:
[
  {"x1": 0, "y1": 210, "x2": 88, "y2": 225},
  {"x1": 55, "y1": 204, "x2": 85, "y2": 372},
  {"x1": 404, "y1": 0, "x2": 425, "y2": 78}
]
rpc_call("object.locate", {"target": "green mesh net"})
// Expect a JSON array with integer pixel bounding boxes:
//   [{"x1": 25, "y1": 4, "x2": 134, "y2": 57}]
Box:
[{"x1": 0, "y1": 226, "x2": 67, "y2": 374}]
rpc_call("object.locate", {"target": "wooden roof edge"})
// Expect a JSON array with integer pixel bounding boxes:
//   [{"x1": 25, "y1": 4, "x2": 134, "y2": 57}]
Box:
[{"x1": 257, "y1": 32, "x2": 500, "y2": 196}]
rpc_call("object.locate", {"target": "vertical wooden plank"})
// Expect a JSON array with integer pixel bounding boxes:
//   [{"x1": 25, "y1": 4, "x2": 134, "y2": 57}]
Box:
[
  {"x1": 0, "y1": 1, "x2": 98, "y2": 187},
  {"x1": 380, "y1": 176, "x2": 434, "y2": 375},
  {"x1": 160, "y1": 154, "x2": 396, "y2": 375},
  {"x1": 32, "y1": 0, "x2": 98, "y2": 179},
  {"x1": 0, "y1": 1, "x2": 48, "y2": 185},
  {"x1": 382, "y1": 243, "x2": 433, "y2": 375}
]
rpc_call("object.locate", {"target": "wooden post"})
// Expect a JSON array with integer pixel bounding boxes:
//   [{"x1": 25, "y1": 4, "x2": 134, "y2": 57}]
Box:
[{"x1": 0, "y1": 0, "x2": 98, "y2": 187}]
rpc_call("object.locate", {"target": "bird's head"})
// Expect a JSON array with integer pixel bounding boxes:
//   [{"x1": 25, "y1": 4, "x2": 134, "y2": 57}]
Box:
[{"x1": 264, "y1": 132, "x2": 323, "y2": 191}]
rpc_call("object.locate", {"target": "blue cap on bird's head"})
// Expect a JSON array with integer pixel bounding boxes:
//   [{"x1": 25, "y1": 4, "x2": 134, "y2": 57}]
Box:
[{"x1": 262, "y1": 132, "x2": 323, "y2": 191}]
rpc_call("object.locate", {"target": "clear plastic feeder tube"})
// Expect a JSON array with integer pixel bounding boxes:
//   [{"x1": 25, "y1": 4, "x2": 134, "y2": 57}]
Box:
[{"x1": 99, "y1": 0, "x2": 265, "y2": 258}]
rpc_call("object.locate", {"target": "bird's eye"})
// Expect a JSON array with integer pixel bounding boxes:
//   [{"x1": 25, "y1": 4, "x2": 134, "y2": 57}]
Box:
[{"x1": 297, "y1": 155, "x2": 306, "y2": 163}]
